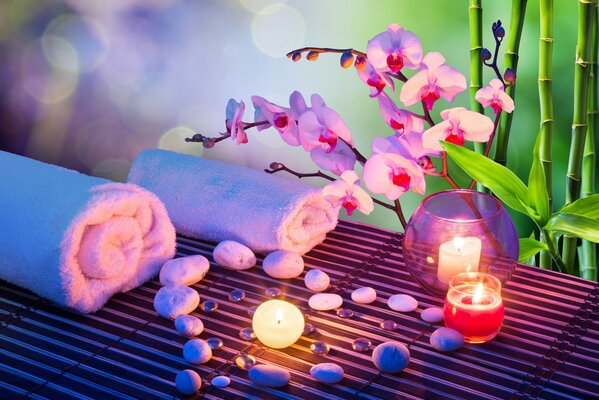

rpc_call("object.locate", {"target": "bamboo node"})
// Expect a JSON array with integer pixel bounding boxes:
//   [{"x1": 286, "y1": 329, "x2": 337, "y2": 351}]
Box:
[
  {"x1": 539, "y1": 38, "x2": 554, "y2": 43},
  {"x1": 541, "y1": 119, "x2": 554, "y2": 123},
  {"x1": 468, "y1": 4, "x2": 482, "y2": 9},
  {"x1": 579, "y1": 0, "x2": 597, "y2": 4},
  {"x1": 469, "y1": 46, "x2": 483, "y2": 51},
  {"x1": 576, "y1": 56, "x2": 590, "y2": 67},
  {"x1": 537, "y1": 78, "x2": 552, "y2": 82},
  {"x1": 572, "y1": 123, "x2": 588, "y2": 128}
]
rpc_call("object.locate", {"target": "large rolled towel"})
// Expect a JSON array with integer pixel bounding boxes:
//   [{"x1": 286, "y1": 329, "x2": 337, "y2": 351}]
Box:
[
  {"x1": 128, "y1": 149, "x2": 338, "y2": 254},
  {"x1": 0, "y1": 151, "x2": 176, "y2": 313}
]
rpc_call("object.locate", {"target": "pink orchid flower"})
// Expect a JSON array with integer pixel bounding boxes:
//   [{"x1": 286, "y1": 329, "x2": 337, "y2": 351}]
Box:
[
  {"x1": 298, "y1": 94, "x2": 354, "y2": 153},
  {"x1": 377, "y1": 92, "x2": 424, "y2": 134},
  {"x1": 251, "y1": 91, "x2": 308, "y2": 146},
  {"x1": 367, "y1": 24, "x2": 422, "y2": 74},
  {"x1": 475, "y1": 78, "x2": 515, "y2": 114},
  {"x1": 399, "y1": 52, "x2": 467, "y2": 111},
  {"x1": 357, "y1": 60, "x2": 395, "y2": 97},
  {"x1": 225, "y1": 99, "x2": 248, "y2": 144},
  {"x1": 363, "y1": 153, "x2": 426, "y2": 200},
  {"x1": 422, "y1": 107, "x2": 494, "y2": 152},
  {"x1": 323, "y1": 170, "x2": 374, "y2": 216},
  {"x1": 310, "y1": 140, "x2": 357, "y2": 175},
  {"x1": 372, "y1": 132, "x2": 439, "y2": 173}
]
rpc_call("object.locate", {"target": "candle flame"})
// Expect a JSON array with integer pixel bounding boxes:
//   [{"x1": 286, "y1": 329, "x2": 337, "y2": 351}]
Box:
[
  {"x1": 472, "y1": 282, "x2": 485, "y2": 304},
  {"x1": 275, "y1": 308, "x2": 284, "y2": 324},
  {"x1": 453, "y1": 236, "x2": 464, "y2": 252}
]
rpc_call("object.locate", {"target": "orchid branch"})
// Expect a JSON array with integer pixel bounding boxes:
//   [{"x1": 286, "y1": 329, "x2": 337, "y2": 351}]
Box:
[{"x1": 185, "y1": 120, "x2": 270, "y2": 147}]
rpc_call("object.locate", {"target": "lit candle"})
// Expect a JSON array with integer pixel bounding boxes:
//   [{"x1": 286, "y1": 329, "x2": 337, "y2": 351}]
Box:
[
  {"x1": 437, "y1": 236, "x2": 481, "y2": 284},
  {"x1": 443, "y1": 272, "x2": 504, "y2": 343},
  {"x1": 252, "y1": 300, "x2": 304, "y2": 348}
]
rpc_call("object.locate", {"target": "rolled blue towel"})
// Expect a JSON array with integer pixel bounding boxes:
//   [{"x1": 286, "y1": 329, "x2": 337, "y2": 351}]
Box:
[
  {"x1": 128, "y1": 150, "x2": 339, "y2": 254},
  {"x1": 0, "y1": 151, "x2": 176, "y2": 313}
]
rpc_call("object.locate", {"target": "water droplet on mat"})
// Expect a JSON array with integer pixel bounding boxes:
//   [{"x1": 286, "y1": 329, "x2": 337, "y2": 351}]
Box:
[
  {"x1": 265, "y1": 287, "x2": 281, "y2": 297},
  {"x1": 352, "y1": 338, "x2": 373, "y2": 352},
  {"x1": 200, "y1": 300, "x2": 218, "y2": 312},
  {"x1": 303, "y1": 323, "x2": 317, "y2": 336},
  {"x1": 380, "y1": 320, "x2": 398, "y2": 331},
  {"x1": 228, "y1": 289, "x2": 246, "y2": 302},
  {"x1": 206, "y1": 337, "x2": 224, "y2": 350},
  {"x1": 235, "y1": 353, "x2": 256, "y2": 370},
  {"x1": 239, "y1": 327, "x2": 256, "y2": 341},
  {"x1": 310, "y1": 341, "x2": 330, "y2": 355},
  {"x1": 337, "y1": 308, "x2": 354, "y2": 318}
]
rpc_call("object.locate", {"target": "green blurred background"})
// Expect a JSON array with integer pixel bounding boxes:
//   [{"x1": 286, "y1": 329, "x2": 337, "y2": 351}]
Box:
[{"x1": 0, "y1": 0, "x2": 589, "y2": 237}]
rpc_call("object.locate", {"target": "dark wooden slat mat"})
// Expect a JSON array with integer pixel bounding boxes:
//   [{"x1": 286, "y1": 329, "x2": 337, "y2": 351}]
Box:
[{"x1": 1, "y1": 220, "x2": 598, "y2": 400}]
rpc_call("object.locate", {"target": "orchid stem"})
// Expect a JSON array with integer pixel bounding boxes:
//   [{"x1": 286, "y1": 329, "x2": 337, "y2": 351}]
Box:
[
  {"x1": 394, "y1": 200, "x2": 408, "y2": 229},
  {"x1": 287, "y1": 47, "x2": 366, "y2": 59}
]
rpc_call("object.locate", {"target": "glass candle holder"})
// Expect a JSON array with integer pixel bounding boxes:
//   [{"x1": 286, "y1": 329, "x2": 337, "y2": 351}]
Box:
[
  {"x1": 443, "y1": 272, "x2": 504, "y2": 343},
  {"x1": 403, "y1": 189, "x2": 518, "y2": 295}
]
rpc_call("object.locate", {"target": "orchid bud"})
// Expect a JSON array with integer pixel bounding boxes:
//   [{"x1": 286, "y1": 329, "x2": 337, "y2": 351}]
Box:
[
  {"x1": 495, "y1": 26, "x2": 505, "y2": 38},
  {"x1": 340, "y1": 51, "x2": 354, "y2": 69},
  {"x1": 192, "y1": 133, "x2": 203, "y2": 141},
  {"x1": 307, "y1": 51, "x2": 319, "y2": 61},
  {"x1": 354, "y1": 55, "x2": 367, "y2": 71},
  {"x1": 291, "y1": 51, "x2": 301, "y2": 62},
  {"x1": 480, "y1": 48, "x2": 492, "y2": 61},
  {"x1": 504, "y1": 68, "x2": 516, "y2": 83},
  {"x1": 203, "y1": 138, "x2": 216, "y2": 149},
  {"x1": 269, "y1": 162, "x2": 282, "y2": 170}
]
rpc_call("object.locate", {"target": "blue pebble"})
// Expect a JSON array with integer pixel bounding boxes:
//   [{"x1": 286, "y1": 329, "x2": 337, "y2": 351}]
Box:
[
  {"x1": 249, "y1": 364, "x2": 290, "y2": 387},
  {"x1": 430, "y1": 327, "x2": 464, "y2": 352},
  {"x1": 372, "y1": 341, "x2": 410, "y2": 373}
]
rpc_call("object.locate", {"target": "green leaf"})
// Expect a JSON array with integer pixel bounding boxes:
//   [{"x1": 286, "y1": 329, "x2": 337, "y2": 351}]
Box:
[
  {"x1": 527, "y1": 132, "x2": 550, "y2": 225},
  {"x1": 559, "y1": 194, "x2": 599, "y2": 219},
  {"x1": 545, "y1": 213, "x2": 599, "y2": 243},
  {"x1": 442, "y1": 142, "x2": 530, "y2": 215},
  {"x1": 519, "y1": 237, "x2": 548, "y2": 263}
]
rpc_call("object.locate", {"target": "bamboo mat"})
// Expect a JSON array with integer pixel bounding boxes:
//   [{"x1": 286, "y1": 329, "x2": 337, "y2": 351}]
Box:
[{"x1": 1, "y1": 220, "x2": 598, "y2": 400}]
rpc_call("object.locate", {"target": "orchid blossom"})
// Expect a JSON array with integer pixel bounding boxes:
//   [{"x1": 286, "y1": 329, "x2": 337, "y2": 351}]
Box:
[
  {"x1": 310, "y1": 140, "x2": 356, "y2": 175},
  {"x1": 363, "y1": 153, "x2": 426, "y2": 200},
  {"x1": 377, "y1": 92, "x2": 424, "y2": 134},
  {"x1": 422, "y1": 107, "x2": 494, "y2": 152},
  {"x1": 372, "y1": 132, "x2": 438, "y2": 173},
  {"x1": 323, "y1": 170, "x2": 374, "y2": 216},
  {"x1": 367, "y1": 24, "x2": 422, "y2": 74},
  {"x1": 298, "y1": 94, "x2": 354, "y2": 153},
  {"x1": 475, "y1": 78, "x2": 515, "y2": 114},
  {"x1": 225, "y1": 99, "x2": 248, "y2": 144},
  {"x1": 357, "y1": 60, "x2": 395, "y2": 97},
  {"x1": 399, "y1": 52, "x2": 467, "y2": 111},
  {"x1": 251, "y1": 91, "x2": 307, "y2": 146}
]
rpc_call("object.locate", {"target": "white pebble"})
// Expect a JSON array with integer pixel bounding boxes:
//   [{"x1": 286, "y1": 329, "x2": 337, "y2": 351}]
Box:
[
  {"x1": 154, "y1": 285, "x2": 199, "y2": 319},
  {"x1": 213, "y1": 241, "x2": 256, "y2": 270},
  {"x1": 372, "y1": 341, "x2": 410, "y2": 373},
  {"x1": 183, "y1": 339, "x2": 212, "y2": 364},
  {"x1": 304, "y1": 269, "x2": 330, "y2": 292},
  {"x1": 175, "y1": 314, "x2": 204, "y2": 337},
  {"x1": 388, "y1": 294, "x2": 418, "y2": 312},
  {"x1": 421, "y1": 307, "x2": 444, "y2": 323},
  {"x1": 160, "y1": 255, "x2": 210, "y2": 286},
  {"x1": 175, "y1": 369, "x2": 202, "y2": 395},
  {"x1": 430, "y1": 327, "x2": 464, "y2": 352},
  {"x1": 211, "y1": 375, "x2": 230, "y2": 388},
  {"x1": 351, "y1": 287, "x2": 377, "y2": 304},
  {"x1": 248, "y1": 364, "x2": 290, "y2": 387},
  {"x1": 308, "y1": 293, "x2": 343, "y2": 311},
  {"x1": 263, "y1": 250, "x2": 304, "y2": 279},
  {"x1": 310, "y1": 363, "x2": 344, "y2": 384}
]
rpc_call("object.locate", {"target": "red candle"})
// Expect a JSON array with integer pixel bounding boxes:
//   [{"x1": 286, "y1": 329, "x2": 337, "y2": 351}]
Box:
[{"x1": 443, "y1": 272, "x2": 504, "y2": 343}]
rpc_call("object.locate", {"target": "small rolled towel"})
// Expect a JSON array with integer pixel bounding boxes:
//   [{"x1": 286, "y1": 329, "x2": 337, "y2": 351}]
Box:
[
  {"x1": 0, "y1": 151, "x2": 176, "y2": 313},
  {"x1": 128, "y1": 149, "x2": 338, "y2": 254}
]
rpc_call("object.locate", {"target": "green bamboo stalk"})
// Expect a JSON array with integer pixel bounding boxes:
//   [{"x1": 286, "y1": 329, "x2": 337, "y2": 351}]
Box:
[
  {"x1": 493, "y1": 0, "x2": 528, "y2": 166},
  {"x1": 469, "y1": 0, "x2": 486, "y2": 192},
  {"x1": 563, "y1": 0, "x2": 597, "y2": 273},
  {"x1": 580, "y1": 6, "x2": 598, "y2": 280},
  {"x1": 538, "y1": 0, "x2": 554, "y2": 269}
]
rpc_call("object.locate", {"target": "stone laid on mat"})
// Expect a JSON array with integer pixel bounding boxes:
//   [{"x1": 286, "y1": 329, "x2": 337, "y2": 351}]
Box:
[
  {"x1": 160, "y1": 255, "x2": 210, "y2": 286},
  {"x1": 211, "y1": 375, "x2": 231, "y2": 388},
  {"x1": 175, "y1": 369, "x2": 202, "y2": 395},
  {"x1": 304, "y1": 269, "x2": 330, "y2": 292},
  {"x1": 351, "y1": 287, "x2": 377, "y2": 304},
  {"x1": 213, "y1": 241, "x2": 256, "y2": 270},
  {"x1": 248, "y1": 364, "x2": 290, "y2": 387},
  {"x1": 430, "y1": 327, "x2": 464, "y2": 352},
  {"x1": 175, "y1": 314, "x2": 204, "y2": 337},
  {"x1": 183, "y1": 339, "x2": 212, "y2": 364},
  {"x1": 310, "y1": 363, "x2": 344, "y2": 384},
  {"x1": 263, "y1": 250, "x2": 304, "y2": 279},
  {"x1": 308, "y1": 293, "x2": 343, "y2": 311},
  {"x1": 421, "y1": 307, "x2": 444, "y2": 323},
  {"x1": 372, "y1": 341, "x2": 410, "y2": 373},
  {"x1": 388, "y1": 294, "x2": 418, "y2": 313},
  {"x1": 154, "y1": 285, "x2": 200, "y2": 319}
]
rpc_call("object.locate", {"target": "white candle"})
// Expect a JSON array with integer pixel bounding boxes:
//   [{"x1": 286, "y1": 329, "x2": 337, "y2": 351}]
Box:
[
  {"x1": 252, "y1": 300, "x2": 304, "y2": 348},
  {"x1": 437, "y1": 236, "x2": 481, "y2": 284}
]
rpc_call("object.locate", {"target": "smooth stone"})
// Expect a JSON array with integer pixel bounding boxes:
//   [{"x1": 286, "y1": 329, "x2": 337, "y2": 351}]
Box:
[
  {"x1": 248, "y1": 364, "x2": 290, "y2": 387},
  {"x1": 175, "y1": 369, "x2": 202, "y2": 395},
  {"x1": 430, "y1": 327, "x2": 464, "y2": 352},
  {"x1": 211, "y1": 375, "x2": 230, "y2": 388},
  {"x1": 304, "y1": 269, "x2": 330, "y2": 292},
  {"x1": 372, "y1": 341, "x2": 410, "y2": 373},
  {"x1": 263, "y1": 250, "x2": 304, "y2": 279},
  {"x1": 310, "y1": 363, "x2": 344, "y2": 384},
  {"x1": 160, "y1": 255, "x2": 210, "y2": 286},
  {"x1": 213, "y1": 241, "x2": 256, "y2": 270},
  {"x1": 421, "y1": 307, "x2": 444, "y2": 323},
  {"x1": 308, "y1": 293, "x2": 343, "y2": 311},
  {"x1": 388, "y1": 294, "x2": 418, "y2": 313},
  {"x1": 351, "y1": 287, "x2": 377, "y2": 304},
  {"x1": 154, "y1": 285, "x2": 199, "y2": 319},
  {"x1": 183, "y1": 339, "x2": 212, "y2": 364},
  {"x1": 175, "y1": 314, "x2": 204, "y2": 337}
]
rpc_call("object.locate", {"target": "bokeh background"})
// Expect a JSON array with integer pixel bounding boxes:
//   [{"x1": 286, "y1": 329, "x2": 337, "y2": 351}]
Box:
[{"x1": 0, "y1": 0, "x2": 589, "y2": 235}]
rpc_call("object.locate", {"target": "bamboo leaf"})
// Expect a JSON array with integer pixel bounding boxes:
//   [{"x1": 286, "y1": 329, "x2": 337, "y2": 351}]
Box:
[
  {"x1": 442, "y1": 142, "x2": 530, "y2": 215},
  {"x1": 559, "y1": 194, "x2": 599, "y2": 219},
  {"x1": 519, "y1": 237, "x2": 549, "y2": 263},
  {"x1": 528, "y1": 132, "x2": 550, "y2": 225},
  {"x1": 545, "y1": 213, "x2": 599, "y2": 243}
]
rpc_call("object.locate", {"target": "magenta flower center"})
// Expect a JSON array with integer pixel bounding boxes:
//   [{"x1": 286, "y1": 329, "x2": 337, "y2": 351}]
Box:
[
  {"x1": 273, "y1": 113, "x2": 289, "y2": 129},
  {"x1": 319, "y1": 129, "x2": 338, "y2": 153},
  {"x1": 386, "y1": 52, "x2": 404, "y2": 73},
  {"x1": 391, "y1": 168, "x2": 411, "y2": 191},
  {"x1": 390, "y1": 119, "x2": 405, "y2": 134},
  {"x1": 418, "y1": 156, "x2": 434, "y2": 171},
  {"x1": 490, "y1": 99, "x2": 502, "y2": 114},
  {"x1": 421, "y1": 87, "x2": 440, "y2": 111},
  {"x1": 366, "y1": 73, "x2": 386, "y2": 94},
  {"x1": 342, "y1": 195, "x2": 357, "y2": 216},
  {"x1": 445, "y1": 127, "x2": 465, "y2": 146}
]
